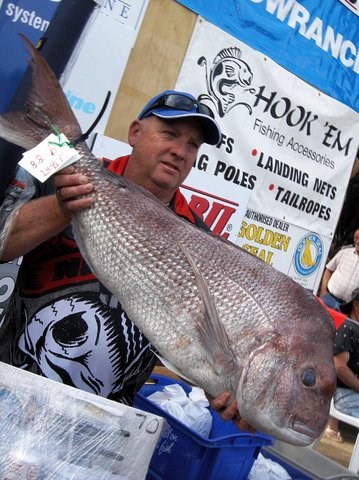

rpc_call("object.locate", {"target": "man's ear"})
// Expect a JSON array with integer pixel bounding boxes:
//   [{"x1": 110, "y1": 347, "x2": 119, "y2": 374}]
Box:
[{"x1": 128, "y1": 119, "x2": 142, "y2": 147}]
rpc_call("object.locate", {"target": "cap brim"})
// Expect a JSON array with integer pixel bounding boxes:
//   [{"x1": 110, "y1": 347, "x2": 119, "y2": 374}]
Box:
[{"x1": 152, "y1": 110, "x2": 221, "y2": 146}]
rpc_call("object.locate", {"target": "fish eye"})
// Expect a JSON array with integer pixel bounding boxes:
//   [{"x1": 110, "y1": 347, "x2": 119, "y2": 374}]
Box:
[{"x1": 301, "y1": 368, "x2": 316, "y2": 387}]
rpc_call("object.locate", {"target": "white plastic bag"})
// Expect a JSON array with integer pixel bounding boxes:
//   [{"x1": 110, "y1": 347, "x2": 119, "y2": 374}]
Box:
[
  {"x1": 248, "y1": 453, "x2": 292, "y2": 480},
  {"x1": 147, "y1": 384, "x2": 213, "y2": 437}
]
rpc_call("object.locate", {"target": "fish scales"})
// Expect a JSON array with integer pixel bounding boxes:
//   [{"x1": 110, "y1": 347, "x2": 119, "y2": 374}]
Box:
[
  {"x1": 77, "y1": 179, "x2": 266, "y2": 387},
  {"x1": 0, "y1": 36, "x2": 336, "y2": 446},
  {"x1": 64, "y1": 169, "x2": 336, "y2": 445}
]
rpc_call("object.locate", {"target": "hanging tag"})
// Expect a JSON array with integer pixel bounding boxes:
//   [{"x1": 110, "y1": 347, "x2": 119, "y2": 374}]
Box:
[{"x1": 19, "y1": 133, "x2": 81, "y2": 183}]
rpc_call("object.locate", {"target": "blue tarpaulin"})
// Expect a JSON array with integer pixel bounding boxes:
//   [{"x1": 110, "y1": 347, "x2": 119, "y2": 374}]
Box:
[{"x1": 176, "y1": 0, "x2": 359, "y2": 112}]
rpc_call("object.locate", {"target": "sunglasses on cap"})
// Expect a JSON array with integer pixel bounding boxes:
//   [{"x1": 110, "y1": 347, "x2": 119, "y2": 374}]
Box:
[{"x1": 139, "y1": 93, "x2": 214, "y2": 119}]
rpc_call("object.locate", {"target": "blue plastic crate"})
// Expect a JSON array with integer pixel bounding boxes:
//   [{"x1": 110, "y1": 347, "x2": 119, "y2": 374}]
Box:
[{"x1": 134, "y1": 374, "x2": 273, "y2": 480}]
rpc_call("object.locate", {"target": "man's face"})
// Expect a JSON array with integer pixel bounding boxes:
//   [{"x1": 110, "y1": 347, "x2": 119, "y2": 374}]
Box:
[
  {"x1": 126, "y1": 116, "x2": 204, "y2": 202},
  {"x1": 354, "y1": 230, "x2": 359, "y2": 253}
]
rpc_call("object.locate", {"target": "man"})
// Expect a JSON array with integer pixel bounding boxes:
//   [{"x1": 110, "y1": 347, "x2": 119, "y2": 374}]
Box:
[
  {"x1": 324, "y1": 288, "x2": 359, "y2": 442},
  {"x1": 0, "y1": 90, "x2": 248, "y2": 427},
  {"x1": 320, "y1": 228, "x2": 359, "y2": 310}
]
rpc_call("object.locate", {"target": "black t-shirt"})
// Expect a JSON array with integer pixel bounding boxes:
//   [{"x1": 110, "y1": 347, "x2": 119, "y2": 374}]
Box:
[
  {"x1": 334, "y1": 318, "x2": 359, "y2": 389},
  {"x1": 0, "y1": 164, "x2": 209, "y2": 405}
]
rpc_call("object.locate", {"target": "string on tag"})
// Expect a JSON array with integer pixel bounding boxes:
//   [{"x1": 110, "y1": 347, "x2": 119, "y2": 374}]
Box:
[
  {"x1": 72, "y1": 90, "x2": 111, "y2": 146},
  {"x1": 49, "y1": 125, "x2": 73, "y2": 148}
]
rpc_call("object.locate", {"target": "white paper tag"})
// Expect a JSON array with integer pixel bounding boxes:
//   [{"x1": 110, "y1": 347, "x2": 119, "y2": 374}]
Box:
[{"x1": 19, "y1": 133, "x2": 81, "y2": 183}]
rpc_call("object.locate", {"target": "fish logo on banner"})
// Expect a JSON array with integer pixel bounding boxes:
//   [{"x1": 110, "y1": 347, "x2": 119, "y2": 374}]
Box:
[{"x1": 197, "y1": 47, "x2": 255, "y2": 117}]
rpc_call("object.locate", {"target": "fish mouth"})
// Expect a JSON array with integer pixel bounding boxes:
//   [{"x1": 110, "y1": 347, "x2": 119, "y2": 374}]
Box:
[
  {"x1": 274, "y1": 424, "x2": 317, "y2": 446},
  {"x1": 287, "y1": 416, "x2": 321, "y2": 445},
  {"x1": 277, "y1": 429, "x2": 314, "y2": 447},
  {"x1": 263, "y1": 413, "x2": 322, "y2": 446}
]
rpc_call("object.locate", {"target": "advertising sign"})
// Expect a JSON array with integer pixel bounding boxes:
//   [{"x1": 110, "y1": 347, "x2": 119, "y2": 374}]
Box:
[
  {"x1": 0, "y1": 0, "x2": 60, "y2": 113},
  {"x1": 60, "y1": 0, "x2": 149, "y2": 143},
  {"x1": 175, "y1": 18, "x2": 359, "y2": 291},
  {"x1": 176, "y1": 0, "x2": 359, "y2": 113}
]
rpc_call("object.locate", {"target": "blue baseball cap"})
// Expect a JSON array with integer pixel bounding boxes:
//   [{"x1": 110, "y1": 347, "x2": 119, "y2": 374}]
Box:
[{"x1": 138, "y1": 90, "x2": 221, "y2": 145}]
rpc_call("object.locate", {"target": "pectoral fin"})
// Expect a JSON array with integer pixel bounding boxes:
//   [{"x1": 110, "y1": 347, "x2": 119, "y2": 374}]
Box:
[{"x1": 178, "y1": 243, "x2": 239, "y2": 376}]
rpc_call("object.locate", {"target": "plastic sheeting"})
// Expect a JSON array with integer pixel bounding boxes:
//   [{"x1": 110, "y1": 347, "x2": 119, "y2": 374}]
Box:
[{"x1": 0, "y1": 362, "x2": 164, "y2": 479}]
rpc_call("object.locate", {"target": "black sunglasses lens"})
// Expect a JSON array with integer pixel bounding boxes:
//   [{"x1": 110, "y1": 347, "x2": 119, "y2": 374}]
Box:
[
  {"x1": 165, "y1": 94, "x2": 194, "y2": 111},
  {"x1": 143, "y1": 94, "x2": 213, "y2": 118},
  {"x1": 167, "y1": 95, "x2": 214, "y2": 118}
]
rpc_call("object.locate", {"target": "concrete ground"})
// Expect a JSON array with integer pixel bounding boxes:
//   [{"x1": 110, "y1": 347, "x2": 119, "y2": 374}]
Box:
[{"x1": 314, "y1": 422, "x2": 357, "y2": 470}]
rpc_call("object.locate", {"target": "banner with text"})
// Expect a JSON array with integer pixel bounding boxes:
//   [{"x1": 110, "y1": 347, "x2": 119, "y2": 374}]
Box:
[
  {"x1": 176, "y1": 18, "x2": 359, "y2": 291},
  {"x1": 176, "y1": 0, "x2": 359, "y2": 113},
  {"x1": 0, "y1": 0, "x2": 60, "y2": 112},
  {"x1": 60, "y1": 0, "x2": 149, "y2": 144}
]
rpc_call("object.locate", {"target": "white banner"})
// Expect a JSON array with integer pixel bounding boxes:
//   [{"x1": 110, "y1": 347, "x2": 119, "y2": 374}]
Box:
[
  {"x1": 175, "y1": 18, "x2": 359, "y2": 291},
  {"x1": 60, "y1": 0, "x2": 149, "y2": 143}
]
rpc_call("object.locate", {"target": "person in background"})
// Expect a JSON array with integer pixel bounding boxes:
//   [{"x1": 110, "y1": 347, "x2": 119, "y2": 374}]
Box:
[
  {"x1": 0, "y1": 90, "x2": 251, "y2": 429},
  {"x1": 324, "y1": 288, "x2": 359, "y2": 442},
  {"x1": 320, "y1": 229, "x2": 359, "y2": 311}
]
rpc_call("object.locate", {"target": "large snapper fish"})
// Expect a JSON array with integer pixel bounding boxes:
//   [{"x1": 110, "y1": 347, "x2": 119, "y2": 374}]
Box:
[{"x1": 0, "y1": 37, "x2": 336, "y2": 446}]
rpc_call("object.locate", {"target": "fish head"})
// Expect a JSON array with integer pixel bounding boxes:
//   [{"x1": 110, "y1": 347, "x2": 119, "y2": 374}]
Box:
[{"x1": 236, "y1": 295, "x2": 336, "y2": 446}]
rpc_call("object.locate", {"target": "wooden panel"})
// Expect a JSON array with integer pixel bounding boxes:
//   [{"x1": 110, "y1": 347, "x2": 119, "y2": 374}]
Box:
[{"x1": 105, "y1": 0, "x2": 197, "y2": 143}]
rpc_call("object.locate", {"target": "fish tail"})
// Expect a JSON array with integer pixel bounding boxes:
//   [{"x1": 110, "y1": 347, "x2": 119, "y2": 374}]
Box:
[{"x1": 0, "y1": 34, "x2": 82, "y2": 150}]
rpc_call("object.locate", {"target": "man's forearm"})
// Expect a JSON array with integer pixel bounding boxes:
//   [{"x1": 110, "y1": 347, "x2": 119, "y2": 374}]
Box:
[
  {"x1": 1, "y1": 167, "x2": 95, "y2": 261},
  {"x1": 319, "y1": 269, "x2": 332, "y2": 296},
  {"x1": 1, "y1": 195, "x2": 71, "y2": 261},
  {"x1": 337, "y1": 365, "x2": 359, "y2": 392}
]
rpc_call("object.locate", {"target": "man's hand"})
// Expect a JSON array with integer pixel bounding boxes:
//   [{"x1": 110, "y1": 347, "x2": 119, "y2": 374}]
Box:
[
  {"x1": 53, "y1": 166, "x2": 95, "y2": 213},
  {"x1": 208, "y1": 392, "x2": 256, "y2": 432}
]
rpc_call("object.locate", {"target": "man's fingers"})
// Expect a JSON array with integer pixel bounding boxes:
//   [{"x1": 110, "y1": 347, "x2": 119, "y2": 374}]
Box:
[
  {"x1": 56, "y1": 182, "x2": 94, "y2": 201},
  {"x1": 207, "y1": 392, "x2": 257, "y2": 433},
  {"x1": 59, "y1": 197, "x2": 95, "y2": 212},
  {"x1": 208, "y1": 392, "x2": 231, "y2": 410}
]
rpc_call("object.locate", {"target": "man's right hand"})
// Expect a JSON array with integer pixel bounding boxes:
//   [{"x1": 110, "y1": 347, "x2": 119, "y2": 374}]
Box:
[{"x1": 53, "y1": 166, "x2": 95, "y2": 214}]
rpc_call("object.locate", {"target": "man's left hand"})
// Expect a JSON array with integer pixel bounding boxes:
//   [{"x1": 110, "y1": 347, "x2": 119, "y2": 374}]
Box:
[{"x1": 208, "y1": 392, "x2": 256, "y2": 432}]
